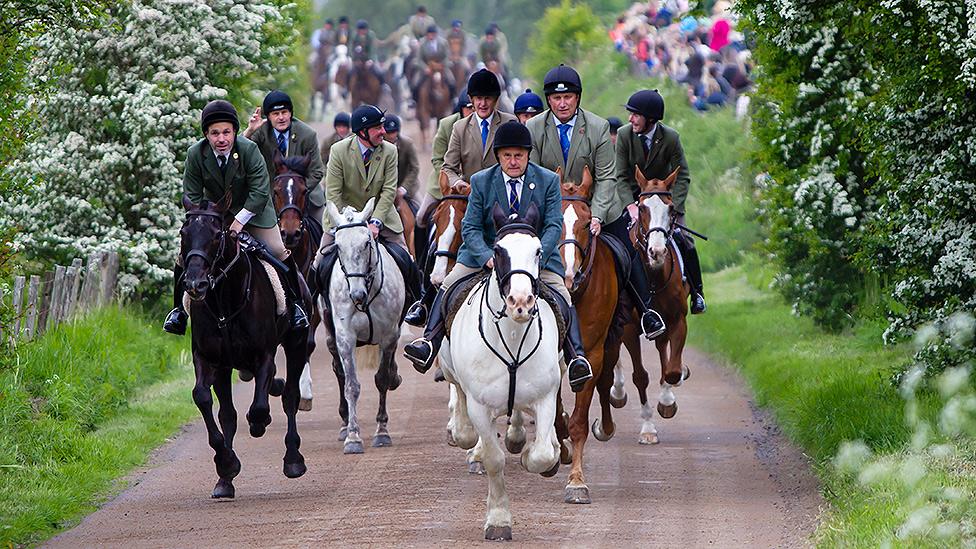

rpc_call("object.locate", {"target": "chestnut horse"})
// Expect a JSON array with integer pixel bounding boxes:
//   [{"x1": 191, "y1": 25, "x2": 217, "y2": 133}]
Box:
[
  {"x1": 415, "y1": 61, "x2": 453, "y2": 146},
  {"x1": 395, "y1": 187, "x2": 417, "y2": 258},
  {"x1": 428, "y1": 170, "x2": 470, "y2": 286}
]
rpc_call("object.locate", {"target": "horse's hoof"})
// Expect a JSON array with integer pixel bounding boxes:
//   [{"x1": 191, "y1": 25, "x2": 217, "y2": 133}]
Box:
[
  {"x1": 468, "y1": 460, "x2": 486, "y2": 475},
  {"x1": 211, "y1": 478, "x2": 235, "y2": 499},
  {"x1": 639, "y1": 432, "x2": 660, "y2": 445},
  {"x1": 657, "y1": 402, "x2": 677, "y2": 419},
  {"x1": 446, "y1": 429, "x2": 457, "y2": 447},
  {"x1": 269, "y1": 377, "x2": 285, "y2": 397},
  {"x1": 372, "y1": 434, "x2": 393, "y2": 447},
  {"x1": 343, "y1": 440, "x2": 365, "y2": 454},
  {"x1": 609, "y1": 391, "x2": 628, "y2": 408},
  {"x1": 505, "y1": 436, "x2": 526, "y2": 455},
  {"x1": 560, "y1": 440, "x2": 573, "y2": 464},
  {"x1": 238, "y1": 370, "x2": 254, "y2": 382},
  {"x1": 540, "y1": 460, "x2": 560, "y2": 478},
  {"x1": 676, "y1": 365, "x2": 691, "y2": 386},
  {"x1": 564, "y1": 485, "x2": 591, "y2": 504},
  {"x1": 388, "y1": 374, "x2": 403, "y2": 391},
  {"x1": 249, "y1": 419, "x2": 270, "y2": 438},
  {"x1": 591, "y1": 418, "x2": 615, "y2": 441},
  {"x1": 298, "y1": 398, "x2": 313, "y2": 412},
  {"x1": 283, "y1": 460, "x2": 307, "y2": 478},
  {"x1": 217, "y1": 452, "x2": 242, "y2": 480},
  {"x1": 338, "y1": 426, "x2": 348, "y2": 441},
  {"x1": 484, "y1": 525, "x2": 512, "y2": 541}
]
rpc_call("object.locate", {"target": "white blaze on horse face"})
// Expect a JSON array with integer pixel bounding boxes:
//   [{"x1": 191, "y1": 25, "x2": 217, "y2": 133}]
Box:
[
  {"x1": 431, "y1": 206, "x2": 456, "y2": 286},
  {"x1": 562, "y1": 205, "x2": 579, "y2": 284},
  {"x1": 498, "y1": 232, "x2": 541, "y2": 322},
  {"x1": 286, "y1": 178, "x2": 295, "y2": 204},
  {"x1": 642, "y1": 195, "x2": 670, "y2": 265}
]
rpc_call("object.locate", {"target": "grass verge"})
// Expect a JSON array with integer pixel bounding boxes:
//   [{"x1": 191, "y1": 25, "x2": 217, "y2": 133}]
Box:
[{"x1": 0, "y1": 307, "x2": 194, "y2": 546}]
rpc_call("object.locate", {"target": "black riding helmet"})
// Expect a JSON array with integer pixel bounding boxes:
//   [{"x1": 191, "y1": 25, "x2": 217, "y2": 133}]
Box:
[
  {"x1": 262, "y1": 89, "x2": 292, "y2": 117},
  {"x1": 543, "y1": 64, "x2": 582, "y2": 96},
  {"x1": 625, "y1": 89, "x2": 665, "y2": 121},
  {"x1": 454, "y1": 86, "x2": 471, "y2": 114},
  {"x1": 467, "y1": 68, "x2": 501, "y2": 98},
  {"x1": 383, "y1": 114, "x2": 402, "y2": 133},
  {"x1": 356, "y1": 19, "x2": 368, "y2": 30},
  {"x1": 334, "y1": 111, "x2": 351, "y2": 128},
  {"x1": 201, "y1": 100, "x2": 239, "y2": 134},
  {"x1": 351, "y1": 104, "x2": 385, "y2": 147},
  {"x1": 492, "y1": 120, "x2": 533, "y2": 154}
]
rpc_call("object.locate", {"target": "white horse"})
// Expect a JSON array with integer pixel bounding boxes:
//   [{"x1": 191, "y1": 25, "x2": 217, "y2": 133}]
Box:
[
  {"x1": 322, "y1": 198, "x2": 406, "y2": 454},
  {"x1": 437, "y1": 205, "x2": 563, "y2": 541}
]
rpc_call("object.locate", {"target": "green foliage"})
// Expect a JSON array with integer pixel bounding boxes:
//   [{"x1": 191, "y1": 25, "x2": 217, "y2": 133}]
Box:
[
  {"x1": 524, "y1": 0, "x2": 607, "y2": 84},
  {"x1": 0, "y1": 307, "x2": 194, "y2": 546}
]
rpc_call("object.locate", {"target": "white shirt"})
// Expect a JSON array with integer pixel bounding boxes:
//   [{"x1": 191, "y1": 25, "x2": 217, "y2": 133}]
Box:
[{"x1": 554, "y1": 112, "x2": 578, "y2": 141}]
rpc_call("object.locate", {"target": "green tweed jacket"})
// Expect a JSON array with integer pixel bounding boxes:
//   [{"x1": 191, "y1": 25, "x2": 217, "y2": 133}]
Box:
[
  {"x1": 324, "y1": 137, "x2": 402, "y2": 232},
  {"x1": 183, "y1": 136, "x2": 277, "y2": 228},
  {"x1": 249, "y1": 118, "x2": 326, "y2": 207},
  {"x1": 426, "y1": 112, "x2": 462, "y2": 198}
]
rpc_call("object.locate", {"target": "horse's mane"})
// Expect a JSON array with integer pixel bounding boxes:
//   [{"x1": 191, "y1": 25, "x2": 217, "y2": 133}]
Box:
[{"x1": 280, "y1": 156, "x2": 309, "y2": 177}]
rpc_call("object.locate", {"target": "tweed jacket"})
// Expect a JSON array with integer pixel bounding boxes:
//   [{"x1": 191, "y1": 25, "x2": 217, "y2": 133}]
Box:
[
  {"x1": 183, "y1": 136, "x2": 276, "y2": 228},
  {"x1": 324, "y1": 137, "x2": 402, "y2": 232},
  {"x1": 442, "y1": 109, "x2": 517, "y2": 187},
  {"x1": 592, "y1": 122, "x2": 691, "y2": 221},
  {"x1": 458, "y1": 163, "x2": 564, "y2": 277},
  {"x1": 395, "y1": 135, "x2": 421, "y2": 198},
  {"x1": 526, "y1": 108, "x2": 614, "y2": 205},
  {"x1": 425, "y1": 112, "x2": 462, "y2": 198},
  {"x1": 249, "y1": 118, "x2": 326, "y2": 207}
]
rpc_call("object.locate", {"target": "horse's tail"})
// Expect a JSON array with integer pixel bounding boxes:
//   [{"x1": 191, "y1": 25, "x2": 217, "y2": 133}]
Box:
[{"x1": 354, "y1": 344, "x2": 380, "y2": 371}]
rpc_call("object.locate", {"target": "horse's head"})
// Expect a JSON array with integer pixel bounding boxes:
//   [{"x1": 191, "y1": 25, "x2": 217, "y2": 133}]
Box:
[
  {"x1": 557, "y1": 165, "x2": 594, "y2": 289},
  {"x1": 430, "y1": 170, "x2": 470, "y2": 286},
  {"x1": 491, "y1": 202, "x2": 543, "y2": 323},
  {"x1": 327, "y1": 197, "x2": 378, "y2": 307},
  {"x1": 180, "y1": 193, "x2": 236, "y2": 301},
  {"x1": 634, "y1": 166, "x2": 679, "y2": 269},
  {"x1": 272, "y1": 151, "x2": 313, "y2": 247}
]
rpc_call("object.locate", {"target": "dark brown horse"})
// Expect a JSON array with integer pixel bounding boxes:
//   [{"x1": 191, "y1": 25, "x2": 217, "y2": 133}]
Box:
[
  {"x1": 414, "y1": 61, "x2": 453, "y2": 146},
  {"x1": 179, "y1": 195, "x2": 310, "y2": 499},
  {"x1": 349, "y1": 59, "x2": 383, "y2": 109},
  {"x1": 310, "y1": 41, "x2": 334, "y2": 121}
]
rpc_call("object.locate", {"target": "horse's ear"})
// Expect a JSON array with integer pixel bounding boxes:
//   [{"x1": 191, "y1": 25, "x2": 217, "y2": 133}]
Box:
[
  {"x1": 663, "y1": 167, "x2": 680, "y2": 191},
  {"x1": 523, "y1": 203, "x2": 541, "y2": 234},
  {"x1": 182, "y1": 194, "x2": 197, "y2": 211},
  {"x1": 580, "y1": 165, "x2": 593, "y2": 199},
  {"x1": 273, "y1": 149, "x2": 288, "y2": 175},
  {"x1": 326, "y1": 201, "x2": 342, "y2": 226},
  {"x1": 438, "y1": 170, "x2": 451, "y2": 197},
  {"x1": 491, "y1": 202, "x2": 509, "y2": 231},
  {"x1": 635, "y1": 165, "x2": 650, "y2": 192},
  {"x1": 361, "y1": 196, "x2": 377, "y2": 220}
]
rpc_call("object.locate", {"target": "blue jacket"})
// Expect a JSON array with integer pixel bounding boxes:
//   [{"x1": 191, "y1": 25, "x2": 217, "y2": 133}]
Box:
[{"x1": 458, "y1": 163, "x2": 565, "y2": 277}]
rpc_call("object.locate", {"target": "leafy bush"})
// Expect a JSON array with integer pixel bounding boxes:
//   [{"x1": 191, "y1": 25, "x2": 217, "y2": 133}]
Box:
[{"x1": 524, "y1": 0, "x2": 608, "y2": 84}]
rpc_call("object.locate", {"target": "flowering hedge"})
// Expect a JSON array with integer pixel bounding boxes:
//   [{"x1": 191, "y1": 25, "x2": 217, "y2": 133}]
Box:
[
  {"x1": 738, "y1": 0, "x2": 976, "y2": 372},
  {"x1": 0, "y1": 0, "x2": 305, "y2": 298}
]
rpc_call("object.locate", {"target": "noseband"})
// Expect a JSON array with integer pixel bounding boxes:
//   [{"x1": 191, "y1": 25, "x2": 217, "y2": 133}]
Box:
[
  {"x1": 334, "y1": 221, "x2": 385, "y2": 315},
  {"x1": 558, "y1": 196, "x2": 597, "y2": 293},
  {"x1": 183, "y1": 209, "x2": 242, "y2": 289},
  {"x1": 635, "y1": 190, "x2": 678, "y2": 294}
]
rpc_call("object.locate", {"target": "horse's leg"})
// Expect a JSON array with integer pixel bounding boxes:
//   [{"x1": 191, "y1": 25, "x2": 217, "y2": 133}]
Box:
[
  {"x1": 299, "y1": 310, "x2": 319, "y2": 411},
  {"x1": 504, "y1": 410, "x2": 526, "y2": 454},
  {"x1": 281, "y1": 333, "x2": 308, "y2": 478},
  {"x1": 331, "y1": 352, "x2": 349, "y2": 441},
  {"x1": 523, "y1": 391, "x2": 560, "y2": 477},
  {"x1": 446, "y1": 383, "x2": 458, "y2": 446},
  {"x1": 449, "y1": 383, "x2": 478, "y2": 450},
  {"x1": 592, "y1": 348, "x2": 617, "y2": 442},
  {"x1": 192, "y1": 361, "x2": 236, "y2": 498},
  {"x1": 372, "y1": 344, "x2": 396, "y2": 447},
  {"x1": 336, "y1": 338, "x2": 364, "y2": 454},
  {"x1": 466, "y1": 436, "x2": 486, "y2": 475},
  {"x1": 246, "y1": 354, "x2": 274, "y2": 438},
  {"x1": 609, "y1": 359, "x2": 628, "y2": 408},
  {"x1": 553, "y1": 386, "x2": 572, "y2": 465},
  {"x1": 658, "y1": 317, "x2": 688, "y2": 419},
  {"x1": 467, "y1": 399, "x2": 512, "y2": 541},
  {"x1": 566, "y1": 336, "x2": 608, "y2": 504}
]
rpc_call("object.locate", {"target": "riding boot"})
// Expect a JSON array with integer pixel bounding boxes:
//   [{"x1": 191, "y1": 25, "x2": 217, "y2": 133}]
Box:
[
  {"x1": 281, "y1": 256, "x2": 310, "y2": 330},
  {"x1": 552, "y1": 292, "x2": 593, "y2": 393},
  {"x1": 413, "y1": 223, "x2": 431, "y2": 275},
  {"x1": 405, "y1": 277, "x2": 435, "y2": 326},
  {"x1": 403, "y1": 287, "x2": 446, "y2": 374},
  {"x1": 676, "y1": 234, "x2": 707, "y2": 314},
  {"x1": 163, "y1": 264, "x2": 188, "y2": 335},
  {"x1": 629, "y1": 258, "x2": 667, "y2": 340}
]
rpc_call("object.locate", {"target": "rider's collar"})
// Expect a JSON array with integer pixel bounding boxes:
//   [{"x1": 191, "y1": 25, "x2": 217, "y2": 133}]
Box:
[{"x1": 357, "y1": 138, "x2": 378, "y2": 154}]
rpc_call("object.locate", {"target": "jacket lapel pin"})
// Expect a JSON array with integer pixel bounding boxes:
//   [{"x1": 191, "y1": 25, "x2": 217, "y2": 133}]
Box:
[
  {"x1": 528, "y1": 182, "x2": 535, "y2": 190},
  {"x1": 232, "y1": 152, "x2": 239, "y2": 160}
]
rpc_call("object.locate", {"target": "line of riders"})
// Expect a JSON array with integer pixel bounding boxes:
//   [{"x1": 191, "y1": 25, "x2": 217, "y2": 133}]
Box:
[{"x1": 163, "y1": 63, "x2": 707, "y2": 395}]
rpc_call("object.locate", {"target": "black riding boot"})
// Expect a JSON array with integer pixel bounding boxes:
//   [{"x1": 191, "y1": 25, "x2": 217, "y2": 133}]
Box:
[
  {"x1": 163, "y1": 264, "x2": 188, "y2": 335},
  {"x1": 676, "y1": 234, "x2": 707, "y2": 314},
  {"x1": 405, "y1": 224, "x2": 433, "y2": 326},
  {"x1": 403, "y1": 287, "x2": 446, "y2": 374},
  {"x1": 281, "y1": 256, "x2": 310, "y2": 330},
  {"x1": 550, "y1": 288, "x2": 593, "y2": 392},
  {"x1": 628, "y1": 258, "x2": 667, "y2": 339}
]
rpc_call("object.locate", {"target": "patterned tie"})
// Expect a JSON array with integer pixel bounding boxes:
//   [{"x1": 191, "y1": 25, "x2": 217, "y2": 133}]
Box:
[
  {"x1": 363, "y1": 148, "x2": 372, "y2": 174},
  {"x1": 481, "y1": 119, "x2": 490, "y2": 149},
  {"x1": 276, "y1": 132, "x2": 287, "y2": 155},
  {"x1": 508, "y1": 179, "x2": 520, "y2": 214},
  {"x1": 558, "y1": 123, "x2": 571, "y2": 163}
]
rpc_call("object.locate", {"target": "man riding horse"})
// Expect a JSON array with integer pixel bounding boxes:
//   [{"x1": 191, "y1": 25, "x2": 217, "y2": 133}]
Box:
[
  {"x1": 592, "y1": 89, "x2": 706, "y2": 315},
  {"x1": 408, "y1": 5, "x2": 436, "y2": 39},
  {"x1": 514, "y1": 88, "x2": 543, "y2": 124},
  {"x1": 350, "y1": 19, "x2": 385, "y2": 84},
  {"x1": 163, "y1": 99, "x2": 310, "y2": 334},
  {"x1": 405, "y1": 69, "x2": 516, "y2": 325},
  {"x1": 412, "y1": 25, "x2": 456, "y2": 98},
  {"x1": 527, "y1": 64, "x2": 667, "y2": 339},
  {"x1": 244, "y1": 90, "x2": 326, "y2": 245},
  {"x1": 320, "y1": 111, "x2": 351, "y2": 168},
  {"x1": 382, "y1": 114, "x2": 421, "y2": 208},
  {"x1": 403, "y1": 121, "x2": 594, "y2": 392}
]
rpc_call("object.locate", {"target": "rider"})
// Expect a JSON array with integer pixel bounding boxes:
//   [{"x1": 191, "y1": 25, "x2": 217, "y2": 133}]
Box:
[
  {"x1": 313, "y1": 105, "x2": 421, "y2": 305},
  {"x1": 413, "y1": 24, "x2": 455, "y2": 96},
  {"x1": 528, "y1": 64, "x2": 666, "y2": 339},
  {"x1": 403, "y1": 121, "x2": 593, "y2": 392},
  {"x1": 408, "y1": 5, "x2": 436, "y2": 39},
  {"x1": 404, "y1": 70, "x2": 517, "y2": 325},
  {"x1": 163, "y1": 100, "x2": 309, "y2": 335},
  {"x1": 514, "y1": 88, "x2": 544, "y2": 124},
  {"x1": 382, "y1": 114, "x2": 421, "y2": 206},
  {"x1": 350, "y1": 20, "x2": 385, "y2": 84},
  {"x1": 336, "y1": 16, "x2": 351, "y2": 46},
  {"x1": 478, "y1": 26, "x2": 502, "y2": 67},
  {"x1": 311, "y1": 19, "x2": 335, "y2": 53},
  {"x1": 243, "y1": 90, "x2": 326, "y2": 238},
  {"x1": 320, "y1": 111, "x2": 352, "y2": 168},
  {"x1": 592, "y1": 89, "x2": 706, "y2": 314}
]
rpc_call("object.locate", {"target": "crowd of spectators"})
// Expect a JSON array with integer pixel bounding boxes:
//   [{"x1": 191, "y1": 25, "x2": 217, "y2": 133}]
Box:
[{"x1": 609, "y1": 1, "x2": 754, "y2": 118}]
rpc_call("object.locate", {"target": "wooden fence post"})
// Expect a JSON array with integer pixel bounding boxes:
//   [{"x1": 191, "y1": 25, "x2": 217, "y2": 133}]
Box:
[
  {"x1": 24, "y1": 275, "x2": 40, "y2": 340},
  {"x1": 48, "y1": 265, "x2": 65, "y2": 331},
  {"x1": 36, "y1": 270, "x2": 54, "y2": 337},
  {"x1": 11, "y1": 276, "x2": 25, "y2": 345},
  {"x1": 101, "y1": 252, "x2": 119, "y2": 305},
  {"x1": 65, "y1": 258, "x2": 83, "y2": 320}
]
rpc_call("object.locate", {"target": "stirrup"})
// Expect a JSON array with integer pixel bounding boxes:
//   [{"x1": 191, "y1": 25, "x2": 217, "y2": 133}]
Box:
[
  {"x1": 291, "y1": 303, "x2": 310, "y2": 330},
  {"x1": 641, "y1": 310, "x2": 666, "y2": 340},
  {"x1": 163, "y1": 308, "x2": 187, "y2": 336},
  {"x1": 404, "y1": 337, "x2": 436, "y2": 374},
  {"x1": 404, "y1": 300, "x2": 428, "y2": 327},
  {"x1": 691, "y1": 293, "x2": 707, "y2": 315},
  {"x1": 567, "y1": 357, "x2": 593, "y2": 393}
]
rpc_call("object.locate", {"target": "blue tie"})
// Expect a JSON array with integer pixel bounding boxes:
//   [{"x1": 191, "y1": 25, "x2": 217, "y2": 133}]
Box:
[
  {"x1": 508, "y1": 180, "x2": 520, "y2": 214},
  {"x1": 481, "y1": 119, "x2": 490, "y2": 149},
  {"x1": 558, "y1": 123, "x2": 571, "y2": 163},
  {"x1": 276, "y1": 132, "x2": 287, "y2": 155}
]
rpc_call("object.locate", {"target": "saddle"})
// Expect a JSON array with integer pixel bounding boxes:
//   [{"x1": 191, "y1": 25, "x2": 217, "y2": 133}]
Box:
[
  {"x1": 304, "y1": 214, "x2": 325, "y2": 251},
  {"x1": 598, "y1": 232, "x2": 633, "y2": 285},
  {"x1": 316, "y1": 238, "x2": 421, "y2": 320}
]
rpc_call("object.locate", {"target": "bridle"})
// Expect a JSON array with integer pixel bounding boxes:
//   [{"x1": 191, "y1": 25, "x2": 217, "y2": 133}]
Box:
[
  {"x1": 558, "y1": 195, "x2": 597, "y2": 294},
  {"x1": 634, "y1": 190, "x2": 678, "y2": 294},
  {"x1": 333, "y1": 220, "x2": 385, "y2": 342},
  {"x1": 427, "y1": 193, "x2": 469, "y2": 270},
  {"x1": 181, "y1": 209, "x2": 251, "y2": 329},
  {"x1": 273, "y1": 173, "x2": 308, "y2": 234}
]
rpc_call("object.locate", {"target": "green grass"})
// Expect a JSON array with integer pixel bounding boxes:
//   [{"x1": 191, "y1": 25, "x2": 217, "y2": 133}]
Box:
[{"x1": 0, "y1": 307, "x2": 195, "y2": 546}]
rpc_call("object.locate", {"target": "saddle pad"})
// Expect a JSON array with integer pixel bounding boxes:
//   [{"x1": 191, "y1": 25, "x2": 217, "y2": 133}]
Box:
[
  {"x1": 669, "y1": 237, "x2": 686, "y2": 282},
  {"x1": 182, "y1": 259, "x2": 286, "y2": 317}
]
